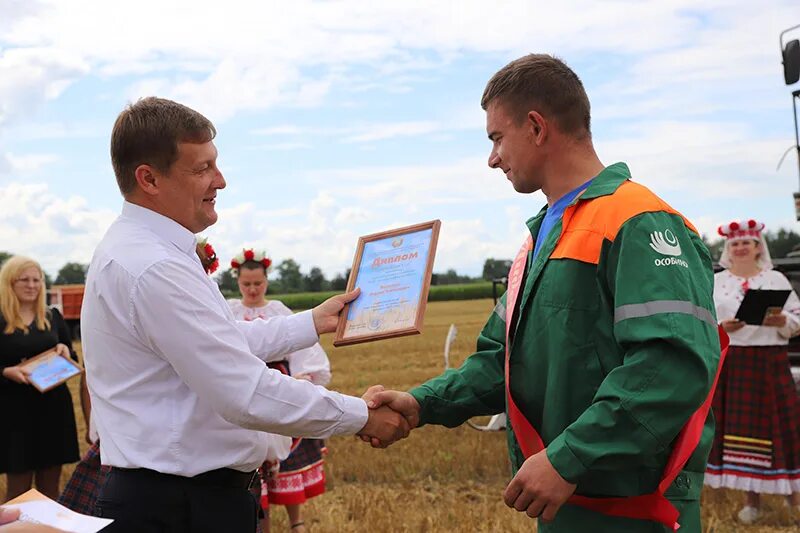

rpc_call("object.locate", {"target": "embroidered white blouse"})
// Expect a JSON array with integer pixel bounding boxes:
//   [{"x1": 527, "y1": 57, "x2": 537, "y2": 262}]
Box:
[
  {"x1": 713, "y1": 269, "x2": 800, "y2": 346},
  {"x1": 227, "y1": 299, "x2": 332, "y2": 386}
]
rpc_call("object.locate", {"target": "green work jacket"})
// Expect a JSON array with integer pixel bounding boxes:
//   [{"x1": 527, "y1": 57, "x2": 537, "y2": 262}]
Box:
[{"x1": 410, "y1": 163, "x2": 720, "y2": 532}]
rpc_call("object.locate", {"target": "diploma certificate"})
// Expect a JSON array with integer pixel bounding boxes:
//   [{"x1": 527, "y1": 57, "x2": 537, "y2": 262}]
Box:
[
  {"x1": 334, "y1": 220, "x2": 440, "y2": 346},
  {"x1": 19, "y1": 348, "x2": 83, "y2": 393}
]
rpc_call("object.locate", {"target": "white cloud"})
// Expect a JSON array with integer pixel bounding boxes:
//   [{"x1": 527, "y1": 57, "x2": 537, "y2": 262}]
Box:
[
  {"x1": 3, "y1": 0, "x2": 793, "y2": 125},
  {"x1": 250, "y1": 120, "x2": 461, "y2": 145},
  {"x1": 5, "y1": 152, "x2": 59, "y2": 173},
  {"x1": 0, "y1": 182, "x2": 117, "y2": 275},
  {"x1": 2, "y1": 0, "x2": 800, "y2": 279},
  {"x1": 0, "y1": 46, "x2": 88, "y2": 127},
  {"x1": 249, "y1": 142, "x2": 311, "y2": 151},
  {"x1": 341, "y1": 121, "x2": 441, "y2": 143},
  {"x1": 598, "y1": 120, "x2": 795, "y2": 200}
]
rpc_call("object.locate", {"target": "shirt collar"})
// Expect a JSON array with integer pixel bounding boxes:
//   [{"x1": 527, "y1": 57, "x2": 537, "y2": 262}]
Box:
[
  {"x1": 121, "y1": 201, "x2": 197, "y2": 257},
  {"x1": 524, "y1": 162, "x2": 630, "y2": 227}
]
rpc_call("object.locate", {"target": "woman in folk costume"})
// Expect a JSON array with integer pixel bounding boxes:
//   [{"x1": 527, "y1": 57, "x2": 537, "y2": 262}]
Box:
[
  {"x1": 705, "y1": 219, "x2": 800, "y2": 523},
  {"x1": 227, "y1": 248, "x2": 331, "y2": 533}
]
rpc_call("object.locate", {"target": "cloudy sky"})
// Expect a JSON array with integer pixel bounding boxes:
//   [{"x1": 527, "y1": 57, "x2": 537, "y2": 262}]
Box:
[{"x1": 1, "y1": 0, "x2": 799, "y2": 278}]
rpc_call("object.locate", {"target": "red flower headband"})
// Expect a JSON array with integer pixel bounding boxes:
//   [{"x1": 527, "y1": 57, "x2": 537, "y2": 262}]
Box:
[
  {"x1": 230, "y1": 248, "x2": 272, "y2": 271},
  {"x1": 717, "y1": 219, "x2": 765, "y2": 240}
]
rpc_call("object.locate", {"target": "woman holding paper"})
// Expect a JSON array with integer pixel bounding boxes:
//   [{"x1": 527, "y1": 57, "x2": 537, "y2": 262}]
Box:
[
  {"x1": 0, "y1": 256, "x2": 80, "y2": 502},
  {"x1": 227, "y1": 248, "x2": 331, "y2": 533},
  {"x1": 705, "y1": 220, "x2": 800, "y2": 523}
]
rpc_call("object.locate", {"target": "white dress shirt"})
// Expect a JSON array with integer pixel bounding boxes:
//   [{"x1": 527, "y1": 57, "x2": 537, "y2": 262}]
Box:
[
  {"x1": 714, "y1": 269, "x2": 800, "y2": 346},
  {"x1": 81, "y1": 202, "x2": 368, "y2": 476},
  {"x1": 227, "y1": 299, "x2": 332, "y2": 386},
  {"x1": 228, "y1": 299, "x2": 333, "y2": 463}
]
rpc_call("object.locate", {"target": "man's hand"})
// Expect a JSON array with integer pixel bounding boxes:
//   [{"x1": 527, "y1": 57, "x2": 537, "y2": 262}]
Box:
[
  {"x1": 720, "y1": 319, "x2": 745, "y2": 333},
  {"x1": 311, "y1": 288, "x2": 360, "y2": 334},
  {"x1": 359, "y1": 386, "x2": 420, "y2": 448},
  {"x1": 357, "y1": 405, "x2": 410, "y2": 448},
  {"x1": 54, "y1": 343, "x2": 71, "y2": 359},
  {"x1": 362, "y1": 386, "x2": 420, "y2": 428},
  {"x1": 1, "y1": 366, "x2": 30, "y2": 385},
  {"x1": 503, "y1": 449, "x2": 576, "y2": 522}
]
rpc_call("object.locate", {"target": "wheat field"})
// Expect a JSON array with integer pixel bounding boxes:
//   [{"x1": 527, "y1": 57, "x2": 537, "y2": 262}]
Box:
[{"x1": 2, "y1": 299, "x2": 798, "y2": 531}]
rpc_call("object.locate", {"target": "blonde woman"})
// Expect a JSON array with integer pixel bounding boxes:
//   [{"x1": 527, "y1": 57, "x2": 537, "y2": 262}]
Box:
[{"x1": 0, "y1": 256, "x2": 80, "y2": 501}]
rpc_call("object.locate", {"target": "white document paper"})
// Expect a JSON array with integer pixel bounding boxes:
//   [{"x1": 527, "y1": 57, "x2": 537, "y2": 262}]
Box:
[{"x1": 4, "y1": 489, "x2": 112, "y2": 533}]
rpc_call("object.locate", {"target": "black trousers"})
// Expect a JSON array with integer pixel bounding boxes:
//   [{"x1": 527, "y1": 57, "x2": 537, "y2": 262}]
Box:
[{"x1": 94, "y1": 468, "x2": 258, "y2": 533}]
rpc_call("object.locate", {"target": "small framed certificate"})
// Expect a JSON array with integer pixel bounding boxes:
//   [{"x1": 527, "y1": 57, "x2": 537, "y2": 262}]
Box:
[
  {"x1": 333, "y1": 220, "x2": 441, "y2": 346},
  {"x1": 18, "y1": 348, "x2": 83, "y2": 393}
]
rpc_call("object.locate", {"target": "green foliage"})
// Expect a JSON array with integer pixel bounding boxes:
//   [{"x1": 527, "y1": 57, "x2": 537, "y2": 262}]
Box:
[
  {"x1": 215, "y1": 269, "x2": 239, "y2": 293},
  {"x1": 55, "y1": 262, "x2": 88, "y2": 284},
  {"x1": 703, "y1": 228, "x2": 800, "y2": 262},
  {"x1": 304, "y1": 266, "x2": 328, "y2": 292},
  {"x1": 766, "y1": 228, "x2": 800, "y2": 259},
  {"x1": 221, "y1": 282, "x2": 497, "y2": 310},
  {"x1": 276, "y1": 258, "x2": 303, "y2": 293},
  {"x1": 270, "y1": 290, "x2": 341, "y2": 309},
  {"x1": 0, "y1": 251, "x2": 11, "y2": 268},
  {"x1": 431, "y1": 269, "x2": 477, "y2": 285},
  {"x1": 482, "y1": 258, "x2": 512, "y2": 281},
  {"x1": 700, "y1": 234, "x2": 725, "y2": 263},
  {"x1": 330, "y1": 273, "x2": 348, "y2": 291},
  {"x1": 427, "y1": 282, "x2": 495, "y2": 302}
]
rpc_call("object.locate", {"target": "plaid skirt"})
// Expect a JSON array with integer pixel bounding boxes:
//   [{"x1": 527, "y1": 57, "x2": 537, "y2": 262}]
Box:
[
  {"x1": 705, "y1": 345, "x2": 800, "y2": 494},
  {"x1": 57, "y1": 441, "x2": 111, "y2": 514}
]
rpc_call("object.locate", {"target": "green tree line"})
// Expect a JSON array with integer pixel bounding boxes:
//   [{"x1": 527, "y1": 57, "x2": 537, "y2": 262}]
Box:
[{"x1": 3, "y1": 227, "x2": 800, "y2": 292}]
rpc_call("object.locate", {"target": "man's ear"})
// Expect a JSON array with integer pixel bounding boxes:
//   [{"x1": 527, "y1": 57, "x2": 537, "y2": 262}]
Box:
[
  {"x1": 527, "y1": 110, "x2": 547, "y2": 145},
  {"x1": 134, "y1": 164, "x2": 160, "y2": 196}
]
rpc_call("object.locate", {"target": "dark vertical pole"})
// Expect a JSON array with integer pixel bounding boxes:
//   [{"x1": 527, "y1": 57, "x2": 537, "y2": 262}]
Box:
[{"x1": 794, "y1": 91, "x2": 800, "y2": 190}]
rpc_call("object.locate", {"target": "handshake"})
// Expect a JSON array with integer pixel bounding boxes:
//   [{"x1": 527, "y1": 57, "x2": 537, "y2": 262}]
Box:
[{"x1": 356, "y1": 385, "x2": 420, "y2": 448}]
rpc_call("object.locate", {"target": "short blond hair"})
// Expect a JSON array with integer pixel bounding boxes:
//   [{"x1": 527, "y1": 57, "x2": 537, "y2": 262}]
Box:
[{"x1": 0, "y1": 256, "x2": 50, "y2": 334}]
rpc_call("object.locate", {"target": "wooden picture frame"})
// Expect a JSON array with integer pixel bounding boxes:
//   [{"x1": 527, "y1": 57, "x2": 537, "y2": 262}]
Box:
[
  {"x1": 333, "y1": 220, "x2": 441, "y2": 347},
  {"x1": 18, "y1": 347, "x2": 83, "y2": 393}
]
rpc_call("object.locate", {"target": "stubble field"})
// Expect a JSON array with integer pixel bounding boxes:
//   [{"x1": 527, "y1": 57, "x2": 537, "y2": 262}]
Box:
[{"x1": 2, "y1": 299, "x2": 798, "y2": 531}]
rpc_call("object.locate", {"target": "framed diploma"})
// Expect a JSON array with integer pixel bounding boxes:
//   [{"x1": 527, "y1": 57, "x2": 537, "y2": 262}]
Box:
[
  {"x1": 333, "y1": 220, "x2": 441, "y2": 346},
  {"x1": 18, "y1": 348, "x2": 83, "y2": 393}
]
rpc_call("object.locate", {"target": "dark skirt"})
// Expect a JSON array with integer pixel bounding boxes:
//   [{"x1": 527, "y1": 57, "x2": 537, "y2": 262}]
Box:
[
  {"x1": 0, "y1": 383, "x2": 80, "y2": 473},
  {"x1": 705, "y1": 345, "x2": 800, "y2": 494}
]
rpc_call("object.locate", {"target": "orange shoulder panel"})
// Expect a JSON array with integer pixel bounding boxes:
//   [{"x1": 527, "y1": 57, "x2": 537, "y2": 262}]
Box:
[{"x1": 550, "y1": 181, "x2": 697, "y2": 265}]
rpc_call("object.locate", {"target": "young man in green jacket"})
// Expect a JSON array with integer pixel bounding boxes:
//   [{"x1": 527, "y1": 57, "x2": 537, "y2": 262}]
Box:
[{"x1": 364, "y1": 54, "x2": 721, "y2": 532}]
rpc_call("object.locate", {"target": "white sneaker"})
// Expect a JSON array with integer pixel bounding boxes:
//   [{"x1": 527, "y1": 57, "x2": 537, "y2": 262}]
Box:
[{"x1": 737, "y1": 506, "x2": 760, "y2": 524}]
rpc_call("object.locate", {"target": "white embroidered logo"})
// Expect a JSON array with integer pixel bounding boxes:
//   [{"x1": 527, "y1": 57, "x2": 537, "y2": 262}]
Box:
[{"x1": 649, "y1": 229, "x2": 682, "y2": 256}]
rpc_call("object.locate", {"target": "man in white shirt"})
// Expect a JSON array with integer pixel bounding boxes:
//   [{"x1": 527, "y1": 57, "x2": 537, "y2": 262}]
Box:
[{"x1": 81, "y1": 97, "x2": 412, "y2": 533}]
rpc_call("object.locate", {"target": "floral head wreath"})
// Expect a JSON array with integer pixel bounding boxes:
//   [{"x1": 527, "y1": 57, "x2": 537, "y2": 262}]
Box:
[
  {"x1": 196, "y1": 237, "x2": 219, "y2": 274},
  {"x1": 717, "y1": 218, "x2": 773, "y2": 272},
  {"x1": 717, "y1": 219, "x2": 765, "y2": 241},
  {"x1": 230, "y1": 248, "x2": 272, "y2": 273}
]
